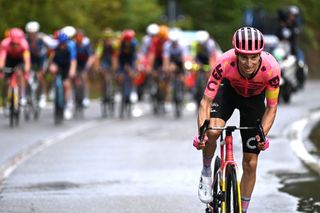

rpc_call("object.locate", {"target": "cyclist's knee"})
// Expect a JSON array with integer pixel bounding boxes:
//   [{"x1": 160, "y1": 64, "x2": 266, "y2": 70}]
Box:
[
  {"x1": 49, "y1": 64, "x2": 58, "y2": 74},
  {"x1": 63, "y1": 79, "x2": 71, "y2": 90},
  {"x1": 207, "y1": 129, "x2": 222, "y2": 143},
  {"x1": 242, "y1": 156, "x2": 258, "y2": 174}
]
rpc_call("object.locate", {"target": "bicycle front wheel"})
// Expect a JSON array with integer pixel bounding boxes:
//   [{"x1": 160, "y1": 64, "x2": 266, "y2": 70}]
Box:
[
  {"x1": 225, "y1": 165, "x2": 241, "y2": 213},
  {"x1": 212, "y1": 156, "x2": 221, "y2": 212}
]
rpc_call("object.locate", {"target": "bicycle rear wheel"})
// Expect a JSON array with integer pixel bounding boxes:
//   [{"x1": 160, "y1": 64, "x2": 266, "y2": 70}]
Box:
[{"x1": 225, "y1": 165, "x2": 241, "y2": 213}]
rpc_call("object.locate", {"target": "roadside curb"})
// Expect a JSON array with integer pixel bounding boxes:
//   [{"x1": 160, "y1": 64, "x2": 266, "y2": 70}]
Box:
[{"x1": 288, "y1": 110, "x2": 320, "y2": 175}]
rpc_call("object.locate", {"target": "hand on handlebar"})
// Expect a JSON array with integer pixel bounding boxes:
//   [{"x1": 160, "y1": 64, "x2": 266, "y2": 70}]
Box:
[
  {"x1": 256, "y1": 135, "x2": 270, "y2": 151},
  {"x1": 193, "y1": 134, "x2": 208, "y2": 150}
]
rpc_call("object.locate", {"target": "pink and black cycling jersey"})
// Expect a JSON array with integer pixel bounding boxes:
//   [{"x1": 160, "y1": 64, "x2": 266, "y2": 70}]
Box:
[
  {"x1": 204, "y1": 49, "x2": 281, "y2": 107},
  {"x1": 0, "y1": 37, "x2": 29, "y2": 60}
]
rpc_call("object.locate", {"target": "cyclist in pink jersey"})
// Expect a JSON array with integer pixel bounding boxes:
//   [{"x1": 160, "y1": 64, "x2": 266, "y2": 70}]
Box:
[
  {"x1": 195, "y1": 27, "x2": 280, "y2": 212},
  {"x1": 0, "y1": 28, "x2": 31, "y2": 108}
]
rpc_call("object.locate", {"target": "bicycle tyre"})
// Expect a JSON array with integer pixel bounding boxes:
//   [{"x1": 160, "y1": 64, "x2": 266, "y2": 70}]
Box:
[
  {"x1": 212, "y1": 156, "x2": 221, "y2": 213},
  {"x1": 9, "y1": 89, "x2": 14, "y2": 127},
  {"x1": 74, "y1": 75, "x2": 84, "y2": 119},
  {"x1": 173, "y1": 75, "x2": 184, "y2": 118},
  {"x1": 225, "y1": 164, "x2": 240, "y2": 213},
  {"x1": 54, "y1": 75, "x2": 64, "y2": 125},
  {"x1": 9, "y1": 87, "x2": 19, "y2": 127}
]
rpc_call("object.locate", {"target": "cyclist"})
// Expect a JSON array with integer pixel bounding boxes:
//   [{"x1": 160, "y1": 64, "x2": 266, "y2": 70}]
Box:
[
  {"x1": 138, "y1": 23, "x2": 160, "y2": 100},
  {"x1": 25, "y1": 21, "x2": 48, "y2": 108},
  {"x1": 148, "y1": 25, "x2": 169, "y2": 72},
  {"x1": 147, "y1": 25, "x2": 170, "y2": 114},
  {"x1": 141, "y1": 23, "x2": 159, "y2": 57},
  {"x1": 194, "y1": 30, "x2": 220, "y2": 70},
  {"x1": 74, "y1": 30, "x2": 95, "y2": 107},
  {"x1": 163, "y1": 29, "x2": 188, "y2": 75},
  {"x1": 49, "y1": 32, "x2": 77, "y2": 120},
  {"x1": 117, "y1": 29, "x2": 138, "y2": 118},
  {"x1": 163, "y1": 29, "x2": 188, "y2": 117},
  {"x1": 192, "y1": 30, "x2": 221, "y2": 108},
  {"x1": 95, "y1": 28, "x2": 118, "y2": 73},
  {"x1": 0, "y1": 28, "x2": 31, "y2": 111},
  {"x1": 194, "y1": 27, "x2": 280, "y2": 213}
]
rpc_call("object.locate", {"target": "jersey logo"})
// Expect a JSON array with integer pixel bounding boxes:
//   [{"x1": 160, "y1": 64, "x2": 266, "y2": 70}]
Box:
[
  {"x1": 268, "y1": 76, "x2": 280, "y2": 88},
  {"x1": 207, "y1": 80, "x2": 218, "y2": 91},
  {"x1": 230, "y1": 61, "x2": 236, "y2": 67},
  {"x1": 246, "y1": 137, "x2": 257, "y2": 150},
  {"x1": 261, "y1": 66, "x2": 266, "y2": 72},
  {"x1": 212, "y1": 64, "x2": 223, "y2": 80}
]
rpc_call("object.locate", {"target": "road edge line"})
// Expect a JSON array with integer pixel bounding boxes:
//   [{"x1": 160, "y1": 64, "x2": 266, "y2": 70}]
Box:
[{"x1": 0, "y1": 121, "x2": 99, "y2": 183}]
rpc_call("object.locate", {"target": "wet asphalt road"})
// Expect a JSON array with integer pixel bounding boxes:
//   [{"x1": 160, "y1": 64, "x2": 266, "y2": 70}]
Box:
[{"x1": 0, "y1": 80, "x2": 320, "y2": 213}]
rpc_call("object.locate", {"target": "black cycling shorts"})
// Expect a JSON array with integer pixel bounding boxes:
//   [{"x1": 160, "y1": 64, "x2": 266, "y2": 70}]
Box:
[
  {"x1": 57, "y1": 66, "x2": 70, "y2": 81},
  {"x1": 5, "y1": 56, "x2": 23, "y2": 68},
  {"x1": 4, "y1": 56, "x2": 24, "y2": 79},
  {"x1": 210, "y1": 79, "x2": 266, "y2": 154}
]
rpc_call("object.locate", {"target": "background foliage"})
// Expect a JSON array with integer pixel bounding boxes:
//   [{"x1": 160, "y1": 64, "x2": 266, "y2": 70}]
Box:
[{"x1": 0, "y1": 0, "x2": 319, "y2": 77}]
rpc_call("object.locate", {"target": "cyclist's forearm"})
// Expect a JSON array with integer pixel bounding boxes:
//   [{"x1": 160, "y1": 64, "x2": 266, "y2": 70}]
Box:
[
  {"x1": 261, "y1": 106, "x2": 277, "y2": 136},
  {"x1": 23, "y1": 51, "x2": 31, "y2": 72},
  {"x1": 0, "y1": 52, "x2": 6, "y2": 68},
  {"x1": 197, "y1": 95, "x2": 212, "y2": 133},
  {"x1": 86, "y1": 55, "x2": 95, "y2": 69},
  {"x1": 162, "y1": 56, "x2": 170, "y2": 71},
  {"x1": 24, "y1": 59, "x2": 31, "y2": 73},
  {"x1": 69, "y1": 60, "x2": 77, "y2": 76}
]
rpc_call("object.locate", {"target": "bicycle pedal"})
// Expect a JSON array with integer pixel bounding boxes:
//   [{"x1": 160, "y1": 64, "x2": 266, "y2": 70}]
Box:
[
  {"x1": 205, "y1": 207, "x2": 213, "y2": 213},
  {"x1": 217, "y1": 191, "x2": 225, "y2": 203}
]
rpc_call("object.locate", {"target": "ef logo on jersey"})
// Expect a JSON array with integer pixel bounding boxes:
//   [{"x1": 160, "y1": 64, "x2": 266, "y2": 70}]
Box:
[
  {"x1": 268, "y1": 76, "x2": 280, "y2": 88},
  {"x1": 206, "y1": 64, "x2": 223, "y2": 92},
  {"x1": 246, "y1": 137, "x2": 257, "y2": 150}
]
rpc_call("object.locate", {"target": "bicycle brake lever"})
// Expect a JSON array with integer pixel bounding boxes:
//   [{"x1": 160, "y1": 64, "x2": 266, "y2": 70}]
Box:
[
  {"x1": 198, "y1": 119, "x2": 210, "y2": 143},
  {"x1": 256, "y1": 120, "x2": 266, "y2": 143}
]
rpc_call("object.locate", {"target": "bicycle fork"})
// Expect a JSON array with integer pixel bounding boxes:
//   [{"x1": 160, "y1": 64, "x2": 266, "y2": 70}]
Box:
[{"x1": 220, "y1": 131, "x2": 242, "y2": 213}]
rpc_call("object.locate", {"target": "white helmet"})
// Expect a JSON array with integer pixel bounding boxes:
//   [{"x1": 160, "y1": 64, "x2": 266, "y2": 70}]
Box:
[
  {"x1": 288, "y1": 5, "x2": 299, "y2": 15},
  {"x1": 196, "y1": 30, "x2": 209, "y2": 43},
  {"x1": 146, "y1": 23, "x2": 159, "y2": 36},
  {"x1": 61, "y1": 26, "x2": 76, "y2": 38},
  {"x1": 169, "y1": 29, "x2": 181, "y2": 42},
  {"x1": 25, "y1": 21, "x2": 40, "y2": 33}
]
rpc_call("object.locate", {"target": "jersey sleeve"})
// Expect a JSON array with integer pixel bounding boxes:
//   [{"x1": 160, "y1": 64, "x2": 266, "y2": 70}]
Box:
[
  {"x1": 204, "y1": 56, "x2": 225, "y2": 100},
  {"x1": 21, "y1": 39, "x2": 30, "y2": 51},
  {"x1": 67, "y1": 41, "x2": 77, "y2": 60},
  {"x1": 265, "y1": 59, "x2": 281, "y2": 107},
  {"x1": 0, "y1": 40, "x2": 8, "y2": 60},
  {"x1": 162, "y1": 41, "x2": 170, "y2": 58},
  {"x1": 86, "y1": 43, "x2": 94, "y2": 56}
]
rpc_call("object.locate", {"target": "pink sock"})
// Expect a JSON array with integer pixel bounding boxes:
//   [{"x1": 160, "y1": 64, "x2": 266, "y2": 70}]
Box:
[{"x1": 241, "y1": 196, "x2": 251, "y2": 213}]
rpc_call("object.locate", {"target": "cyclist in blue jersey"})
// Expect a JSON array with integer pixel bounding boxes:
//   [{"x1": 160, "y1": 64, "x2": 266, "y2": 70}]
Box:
[
  {"x1": 49, "y1": 32, "x2": 77, "y2": 120},
  {"x1": 74, "y1": 30, "x2": 95, "y2": 107}
]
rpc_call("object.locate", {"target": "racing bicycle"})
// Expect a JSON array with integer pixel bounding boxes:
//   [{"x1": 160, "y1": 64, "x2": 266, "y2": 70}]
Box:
[
  {"x1": 101, "y1": 71, "x2": 115, "y2": 118},
  {"x1": 54, "y1": 72, "x2": 64, "y2": 125},
  {"x1": 24, "y1": 70, "x2": 40, "y2": 121},
  {"x1": 73, "y1": 72, "x2": 85, "y2": 119},
  {"x1": 198, "y1": 120, "x2": 265, "y2": 213},
  {"x1": 2, "y1": 68, "x2": 20, "y2": 127}
]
